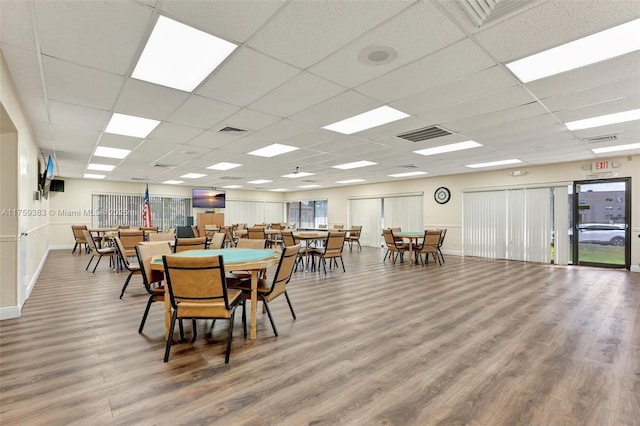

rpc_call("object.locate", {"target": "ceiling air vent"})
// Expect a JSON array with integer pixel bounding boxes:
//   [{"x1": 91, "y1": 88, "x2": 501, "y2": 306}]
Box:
[
  {"x1": 456, "y1": 0, "x2": 540, "y2": 27},
  {"x1": 396, "y1": 126, "x2": 452, "y2": 142},
  {"x1": 153, "y1": 163, "x2": 177, "y2": 169},
  {"x1": 218, "y1": 126, "x2": 248, "y2": 133},
  {"x1": 399, "y1": 164, "x2": 419, "y2": 169},
  {"x1": 584, "y1": 134, "x2": 618, "y2": 144},
  {"x1": 219, "y1": 176, "x2": 243, "y2": 180},
  {"x1": 131, "y1": 177, "x2": 149, "y2": 181}
]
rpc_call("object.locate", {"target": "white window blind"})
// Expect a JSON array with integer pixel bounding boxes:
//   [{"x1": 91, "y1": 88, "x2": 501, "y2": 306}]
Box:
[
  {"x1": 92, "y1": 193, "x2": 191, "y2": 231},
  {"x1": 464, "y1": 191, "x2": 507, "y2": 259},
  {"x1": 349, "y1": 198, "x2": 382, "y2": 247},
  {"x1": 383, "y1": 195, "x2": 423, "y2": 232}
]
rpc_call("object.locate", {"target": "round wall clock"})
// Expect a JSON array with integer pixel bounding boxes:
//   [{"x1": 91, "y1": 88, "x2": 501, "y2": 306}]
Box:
[{"x1": 434, "y1": 187, "x2": 451, "y2": 204}]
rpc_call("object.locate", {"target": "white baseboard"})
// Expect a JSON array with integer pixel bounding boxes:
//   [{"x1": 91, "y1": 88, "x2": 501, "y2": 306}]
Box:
[
  {"x1": 26, "y1": 248, "x2": 49, "y2": 300},
  {"x1": 0, "y1": 305, "x2": 20, "y2": 320}
]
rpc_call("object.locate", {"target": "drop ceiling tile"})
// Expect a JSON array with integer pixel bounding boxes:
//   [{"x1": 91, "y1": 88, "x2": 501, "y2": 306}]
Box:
[
  {"x1": 50, "y1": 125, "x2": 100, "y2": 147},
  {"x1": 243, "y1": 119, "x2": 316, "y2": 145},
  {"x1": 160, "y1": 0, "x2": 285, "y2": 44},
  {"x1": 552, "y1": 95, "x2": 640, "y2": 123},
  {"x1": 309, "y1": 1, "x2": 465, "y2": 88},
  {"x1": 187, "y1": 130, "x2": 240, "y2": 149},
  {"x1": 357, "y1": 39, "x2": 497, "y2": 103},
  {"x1": 540, "y1": 76, "x2": 640, "y2": 113},
  {"x1": 247, "y1": 0, "x2": 413, "y2": 68},
  {"x1": 440, "y1": 100, "x2": 548, "y2": 133},
  {"x1": 196, "y1": 47, "x2": 301, "y2": 107},
  {"x1": 49, "y1": 100, "x2": 110, "y2": 132},
  {"x1": 290, "y1": 90, "x2": 381, "y2": 127},
  {"x1": 0, "y1": 45, "x2": 45, "y2": 98},
  {"x1": 249, "y1": 71, "x2": 346, "y2": 117},
  {"x1": 43, "y1": 56, "x2": 124, "y2": 110},
  {"x1": 30, "y1": 121, "x2": 53, "y2": 140},
  {"x1": 217, "y1": 108, "x2": 281, "y2": 133},
  {"x1": 0, "y1": 0, "x2": 36, "y2": 51},
  {"x1": 474, "y1": 0, "x2": 640, "y2": 62},
  {"x1": 99, "y1": 132, "x2": 143, "y2": 150},
  {"x1": 115, "y1": 79, "x2": 190, "y2": 121},
  {"x1": 145, "y1": 122, "x2": 204, "y2": 145},
  {"x1": 278, "y1": 129, "x2": 336, "y2": 148},
  {"x1": 168, "y1": 95, "x2": 240, "y2": 129},
  {"x1": 35, "y1": 0, "x2": 151, "y2": 75},
  {"x1": 18, "y1": 95, "x2": 49, "y2": 124}
]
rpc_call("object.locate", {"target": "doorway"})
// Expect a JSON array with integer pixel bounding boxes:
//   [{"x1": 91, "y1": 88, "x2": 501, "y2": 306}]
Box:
[{"x1": 571, "y1": 178, "x2": 631, "y2": 269}]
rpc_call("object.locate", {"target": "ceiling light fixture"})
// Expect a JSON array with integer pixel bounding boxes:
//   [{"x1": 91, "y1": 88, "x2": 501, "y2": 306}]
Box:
[
  {"x1": 207, "y1": 162, "x2": 242, "y2": 170},
  {"x1": 565, "y1": 108, "x2": 640, "y2": 131},
  {"x1": 93, "y1": 146, "x2": 131, "y2": 159},
  {"x1": 283, "y1": 167, "x2": 314, "y2": 178},
  {"x1": 163, "y1": 180, "x2": 184, "y2": 184},
  {"x1": 506, "y1": 18, "x2": 640, "y2": 83},
  {"x1": 332, "y1": 160, "x2": 377, "y2": 170},
  {"x1": 180, "y1": 173, "x2": 206, "y2": 179},
  {"x1": 84, "y1": 173, "x2": 106, "y2": 179},
  {"x1": 336, "y1": 179, "x2": 366, "y2": 184},
  {"x1": 269, "y1": 188, "x2": 288, "y2": 192},
  {"x1": 413, "y1": 140, "x2": 482, "y2": 156},
  {"x1": 104, "y1": 113, "x2": 160, "y2": 138},
  {"x1": 592, "y1": 142, "x2": 640, "y2": 154},
  {"x1": 222, "y1": 185, "x2": 243, "y2": 189},
  {"x1": 388, "y1": 171, "x2": 428, "y2": 178},
  {"x1": 132, "y1": 15, "x2": 237, "y2": 92},
  {"x1": 298, "y1": 184, "x2": 322, "y2": 189},
  {"x1": 248, "y1": 143, "x2": 299, "y2": 158},
  {"x1": 87, "y1": 163, "x2": 116, "y2": 171},
  {"x1": 323, "y1": 105, "x2": 409, "y2": 135},
  {"x1": 466, "y1": 159, "x2": 522, "y2": 169},
  {"x1": 247, "y1": 179, "x2": 272, "y2": 184}
]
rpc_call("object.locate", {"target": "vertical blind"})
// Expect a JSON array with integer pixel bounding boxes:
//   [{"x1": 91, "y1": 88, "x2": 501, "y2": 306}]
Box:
[
  {"x1": 349, "y1": 198, "x2": 382, "y2": 247},
  {"x1": 92, "y1": 193, "x2": 191, "y2": 231},
  {"x1": 382, "y1": 195, "x2": 423, "y2": 232},
  {"x1": 224, "y1": 200, "x2": 285, "y2": 225}
]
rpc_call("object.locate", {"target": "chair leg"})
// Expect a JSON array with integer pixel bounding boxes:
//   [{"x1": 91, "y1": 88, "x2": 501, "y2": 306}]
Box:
[
  {"x1": 261, "y1": 297, "x2": 278, "y2": 337},
  {"x1": 242, "y1": 300, "x2": 247, "y2": 338},
  {"x1": 119, "y1": 271, "x2": 134, "y2": 299},
  {"x1": 85, "y1": 255, "x2": 94, "y2": 271},
  {"x1": 191, "y1": 319, "x2": 197, "y2": 342},
  {"x1": 225, "y1": 309, "x2": 236, "y2": 364},
  {"x1": 138, "y1": 296, "x2": 154, "y2": 333},
  {"x1": 339, "y1": 256, "x2": 345, "y2": 272},
  {"x1": 164, "y1": 311, "x2": 178, "y2": 362},
  {"x1": 72, "y1": 243, "x2": 78, "y2": 254},
  {"x1": 92, "y1": 255, "x2": 102, "y2": 273},
  {"x1": 284, "y1": 291, "x2": 296, "y2": 320}
]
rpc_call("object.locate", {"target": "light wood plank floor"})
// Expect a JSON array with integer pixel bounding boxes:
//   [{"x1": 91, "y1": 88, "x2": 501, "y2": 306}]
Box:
[{"x1": 1, "y1": 248, "x2": 639, "y2": 425}]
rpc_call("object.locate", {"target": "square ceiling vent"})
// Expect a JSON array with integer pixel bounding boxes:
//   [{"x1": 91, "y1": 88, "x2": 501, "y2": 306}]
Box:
[{"x1": 396, "y1": 126, "x2": 452, "y2": 142}]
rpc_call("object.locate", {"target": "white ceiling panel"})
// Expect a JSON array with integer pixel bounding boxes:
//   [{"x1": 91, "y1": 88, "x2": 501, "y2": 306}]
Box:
[
  {"x1": 552, "y1": 95, "x2": 640, "y2": 123},
  {"x1": 247, "y1": 0, "x2": 413, "y2": 68},
  {"x1": 541, "y1": 75, "x2": 640, "y2": 113},
  {"x1": 186, "y1": 130, "x2": 241, "y2": 149},
  {"x1": 218, "y1": 108, "x2": 281, "y2": 132},
  {"x1": 196, "y1": 47, "x2": 300, "y2": 107},
  {"x1": 356, "y1": 39, "x2": 497, "y2": 103},
  {"x1": 0, "y1": 45, "x2": 45, "y2": 98},
  {"x1": 115, "y1": 79, "x2": 190, "y2": 121},
  {"x1": 50, "y1": 125, "x2": 100, "y2": 147},
  {"x1": 167, "y1": 95, "x2": 239, "y2": 129},
  {"x1": 441, "y1": 100, "x2": 549, "y2": 134},
  {"x1": 18, "y1": 95, "x2": 50, "y2": 126},
  {"x1": 289, "y1": 90, "x2": 381, "y2": 127},
  {"x1": 48, "y1": 100, "x2": 110, "y2": 132},
  {"x1": 34, "y1": 0, "x2": 151, "y2": 75},
  {"x1": 0, "y1": 0, "x2": 36, "y2": 51},
  {"x1": 145, "y1": 122, "x2": 203, "y2": 145},
  {"x1": 309, "y1": 0, "x2": 466, "y2": 88},
  {"x1": 249, "y1": 71, "x2": 346, "y2": 118},
  {"x1": 98, "y1": 132, "x2": 143, "y2": 150}
]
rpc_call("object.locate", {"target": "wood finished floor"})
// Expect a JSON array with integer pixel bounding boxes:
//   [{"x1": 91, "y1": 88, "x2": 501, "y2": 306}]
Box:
[{"x1": 1, "y1": 248, "x2": 639, "y2": 425}]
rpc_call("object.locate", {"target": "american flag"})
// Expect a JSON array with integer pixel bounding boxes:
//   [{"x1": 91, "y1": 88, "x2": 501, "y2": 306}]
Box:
[{"x1": 142, "y1": 184, "x2": 152, "y2": 227}]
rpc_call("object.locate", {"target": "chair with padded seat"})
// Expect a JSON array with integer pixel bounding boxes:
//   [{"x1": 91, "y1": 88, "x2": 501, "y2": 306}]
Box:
[
  {"x1": 232, "y1": 244, "x2": 300, "y2": 337},
  {"x1": 309, "y1": 231, "x2": 346, "y2": 274},
  {"x1": 118, "y1": 229, "x2": 144, "y2": 258},
  {"x1": 222, "y1": 226, "x2": 237, "y2": 248},
  {"x1": 113, "y1": 236, "x2": 142, "y2": 299},
  {"x1": 83, "y1": 230, "x2": 116, "y2": 273},
  {"x1": 415, "y1": 230, "x2": 442, "y2": 266},
  {"x1": 382, "y1": 228, "x2": 409, "y2": 264},
  {"x1": 135, "y1": 242, "x2": 172, "y2": 334},
  {"x1": 345, "y1": 225, "x2": 362, "y2": 251},
  {"x1": 208, "y1": 232, "x2": 226, "y2": 250},
  {"x1": 71, "y1": 225, "x2": 90, "y2": 254},
  {"x1": 162, "y1": 253, "x2": 246, "y2": 363},
  {"x1": 174, "y1": 237, "x2": 207, "y2": 253},
  {"x1": 281, "y1": 229, "x2": 307, "y2": 271},
  {"x1": 437, "y1": 228, "x2": 447, "y2": 264}
]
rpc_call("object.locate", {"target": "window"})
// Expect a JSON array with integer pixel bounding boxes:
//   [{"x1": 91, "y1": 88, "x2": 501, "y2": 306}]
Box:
[
  {"x1": 286, "y1": 200, "x2": 327, "y2": 228},
  {"x1": 92, "y1": 193, "x2": 191, "y2": 230}
]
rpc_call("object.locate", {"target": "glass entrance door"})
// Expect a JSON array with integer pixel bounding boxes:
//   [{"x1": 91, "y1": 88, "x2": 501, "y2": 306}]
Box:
[{"x1": 572, "y1": 178, "x2": 631, "y2": 269}]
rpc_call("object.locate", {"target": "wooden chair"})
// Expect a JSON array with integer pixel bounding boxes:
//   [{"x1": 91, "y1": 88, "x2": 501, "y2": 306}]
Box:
[
  {"x1": 174, "y1": 237, "x2": 207, "y2": 253},
  {"x1": 162, "y1": 254, "x2": 246, "y2": 363},
  {"x1": 437, "y1": 229, "x2": 447, "y2": 264},
  {"x1": 332, "y1": 224, "x2": 344, "y2": 229},
  {"x1": 309, "y1": 231, "x2": 346, "y2": 274},
  {"x1": 232, "y1": 245, "x2": 300, "y2": 336},
  {"x1": 118, "y1": 229, "x2": 144, "y2": 258},
  {"x1": 415, "y1": 230, "x2": 442, "y2": 266},
  {"x1": 382, "y1": 229, "x2": 409, "y2": 264},
  {"x1": 236, "y1": 238, "x2": 267, "y2": 249},
  {"x1": 147, "y1": 232, "x2": 174, "y2": 242},
  {"x1": 318, "y1": 224, "x2": 327, "y2": 229},
  {"x1": 83, "y1": 230, "x2": 116, "y2": 273},
  {"x1": 345, "y1": 225, "x2": 362, "y2": 251},
  {"x1": 135, "y1": 243, "x2": 172, "y2": 334},
  {"x1": 71, "y1": 225, "x2": 89, "y2": 254},
  {"x1": 281, "y1": 229, "x2": 307, "y2": 271},
  {"x1": 113, "y1": 236, "x2": 141, "y2": 299},
  {"x1": 208, "y1": 232, "x2": 226, "y2": 250},
  {"x1": 222, "y1": 226, "x2": 237, "y2": 247}
]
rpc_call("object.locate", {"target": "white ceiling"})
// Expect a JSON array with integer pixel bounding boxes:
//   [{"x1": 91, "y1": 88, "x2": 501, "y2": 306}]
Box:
[{"x1": 1, "y1": 0, "x2": 639, "y2": 191}]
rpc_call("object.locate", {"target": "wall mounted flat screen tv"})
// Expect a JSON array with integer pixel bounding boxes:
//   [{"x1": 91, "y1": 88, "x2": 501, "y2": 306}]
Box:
[
  {"x1": 41, "y1": 156, "x2": 54, "y2": 199},
  {"x1": 192, "y1": 188, "x2": 226, "y2": 209}
]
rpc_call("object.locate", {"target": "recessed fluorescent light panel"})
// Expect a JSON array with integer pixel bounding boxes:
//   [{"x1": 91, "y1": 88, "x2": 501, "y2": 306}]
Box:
[
  {"x1": 414, "y1": 140, "x2": 482, "y2": 156},
  {"x1": 336, "y1": 179, "x2": 366, "y2": 184},
  {"x1": 87, "y1": 163, "x2": 116, "y2": 171},
  {"x1": 248, "y1": 143, "x2": 299, "y2": 158},
  {"x1": 298, "y1": 184, "x2": 321, "y2": 189},
  {"x1": 323, "y1": 105, "x2": 410, "y2": 134},
  {"x1": 565, "y1": 108, "x2": 640, "y2": 131},
  {"x1": 332, "y1": 160, "x2": 377, "y2": 170},
  {"x1": 132, "y1": 16, "x2": 237, "y2": 92},
  {"x1": 94, "y1": 146, "x2": 131, "y2": 159},
  {"x1": 222, "y1": 185, "x2": 243, "y2": 189},
  {"x1": 180, "y1": 173, "x2": 206, "y2": 179},
  {"x1": 592, "y1": 142, "x2": 640, "y2": 154},
  {"x1": 207, "y1": 162, "x2": 241, "y2": 170},
  {"x1": 247, "y1": 179, "x2": 272, "y2": 184},
  {"x1": 282, "y1": 172, "x2": 314, "y2": 178},
  {"x1": 104, "y1": 113, "x2": 160, "y2": 138},
  {"x1": 466, "y1": 159, "x2": 522, "y2": 169},
  {"x1": 388, "y1": 171, "x2": 428, "y2": 178},
  {"x1": 163, "y1": 180, "x2": 183, "y2": 184},
  {"x1": 84, "y1": 173, "x2": 105, "y2": 179},
  {"x1": 506, "y1": 18, "x2": 640, "y2": 83},
  {"x1": 270, "y1": 188, "x2": 288, "y2": 192}
]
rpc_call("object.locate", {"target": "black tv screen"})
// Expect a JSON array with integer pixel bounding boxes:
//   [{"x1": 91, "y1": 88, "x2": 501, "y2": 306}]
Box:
[
  {"x1": 192, "y1": 188, "x2": 225, "y2": 209},
  {"x1": 41, "y1": 156, "x2": 54, "y2": 198}
]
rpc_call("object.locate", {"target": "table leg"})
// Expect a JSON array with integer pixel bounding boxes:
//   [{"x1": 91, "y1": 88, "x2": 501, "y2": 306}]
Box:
[
  {"x1": 250, "y1": 270, "x2": 258, "y2": 340},
  {"x1": 409, "y1": 239, "x2": 414, "y2": 265}
]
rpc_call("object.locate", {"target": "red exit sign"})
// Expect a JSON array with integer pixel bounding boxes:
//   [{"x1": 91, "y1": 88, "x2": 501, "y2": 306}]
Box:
[{"x1": 592, "y1": 160, "x2": 611, "y2": 171}]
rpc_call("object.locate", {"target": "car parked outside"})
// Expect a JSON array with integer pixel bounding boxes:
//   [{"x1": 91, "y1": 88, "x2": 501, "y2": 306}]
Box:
[{"x1": 573, "y1": 223, "x2": 626, "y2": 246}]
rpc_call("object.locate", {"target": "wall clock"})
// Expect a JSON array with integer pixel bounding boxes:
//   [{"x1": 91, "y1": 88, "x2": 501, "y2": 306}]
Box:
[{"x1": 434, "y1": 187, "x2": 451, "y2": 204}]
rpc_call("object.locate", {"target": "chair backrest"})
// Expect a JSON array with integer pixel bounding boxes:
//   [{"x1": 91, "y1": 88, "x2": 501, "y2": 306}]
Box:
[
  {"x1": 247, "y1": 227, "x2": 266, "y2": 240},
  {"x1": 271, "y1": 223, "x2": 282, "y2": 230},
  {"x1": 332, "y1": 224, "x2": 344, "y2": 229},
  {"x1": 162, "y1": 254, "x2": 233, "y2": 310},
  {"x1": 136, "y1": 243, "x2": 172, "y2": 289},
  {"x1": 423, "y1": 230, "x2": 441, "y2": 246},
  {"x1": 72, "y1": 225, "x2": 88, "y2": 242},
  {"x1": 281, "y1": 229, "x2": 296, "y2": 247},
  {"x1": 382, "y1": 229, "x2": 395, "y2": 247},
  {"x1": 82, "y1": 230, "x2": 99, "y2": 252},
  {"x1": 438, "y1": 229, "x2": 447, "y2": 247},
  {"x1": 323, "y1": 231, "x2": 346, "y2": 253},
  {"x1": 208, "y1": 232, "x2": 226, "y2": 250},
  {"x1": 350, "y1": 225, "x2": 362, "y2": 237},
  {"x1": 148, "y1": 232, "x2": 174, "y2": 242},
  {"x1": 118, "y1": 229, "x2": 144, "y2": 249},
  {"x1": 236, "y1": 238, "x2": 266, "y2": 249},
  {"x1": 318, "y1": 224, "x2": 327, "y2": 229},
  {"x1": 237, "y1": 223, "x2": 247, "y2": 230},
  {"x1": 176, "y1": 226, "x2": 195, "y2": 238},
  {"x1": 113, "y1": 236, "x2": 136, "y2": 268},
  {"x1": 174, "y1": 237, "x2": 207, "y2": 253},
  {"x1": 264, "y1": 244, "x2": 301, "y2": 296},
  {"x1": 140, "y1": 226, "x2": 158, "y2": 233}
]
